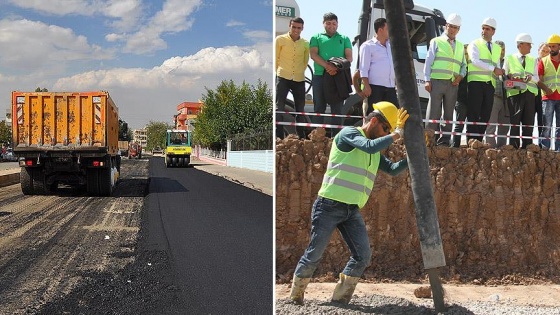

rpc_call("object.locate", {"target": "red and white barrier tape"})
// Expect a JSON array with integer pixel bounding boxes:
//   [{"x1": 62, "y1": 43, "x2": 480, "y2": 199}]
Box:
[{"x1": 276, "y1": 110, "x2": 550, "y2": 130}]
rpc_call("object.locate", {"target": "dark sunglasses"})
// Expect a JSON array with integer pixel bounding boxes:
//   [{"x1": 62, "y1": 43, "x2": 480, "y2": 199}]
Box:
[{"x1": 376, "y1": 115, "x2": 391, "y2": 133}]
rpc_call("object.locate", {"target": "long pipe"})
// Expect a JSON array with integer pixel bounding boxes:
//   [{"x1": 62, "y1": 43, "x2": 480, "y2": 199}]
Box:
[{"x1": 383, "y1": 0, "x2": 446, "y2": 312}]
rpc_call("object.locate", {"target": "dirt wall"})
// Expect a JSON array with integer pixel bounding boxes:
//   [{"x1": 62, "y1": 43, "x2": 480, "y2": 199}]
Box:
[{"x1": 276, "y1": 129, "x2": 560, "y2": 284}]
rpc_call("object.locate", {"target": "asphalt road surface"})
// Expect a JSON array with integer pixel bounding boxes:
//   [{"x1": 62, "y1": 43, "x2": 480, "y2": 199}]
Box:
[
  {"x1": 144, "y1": 157, "x2": 273, "y2": 314},
  {"x1": 0, "y1": 157, "x2": 273, "y2": 314}
]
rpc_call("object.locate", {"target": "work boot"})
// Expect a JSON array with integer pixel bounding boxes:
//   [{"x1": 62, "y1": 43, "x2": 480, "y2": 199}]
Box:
[
  {"x1": 289, "y1": 274, "x2": 311, "y2": 305},
  {"x1": 331, "y1": 273, "x2": 360, "y2": 304}
]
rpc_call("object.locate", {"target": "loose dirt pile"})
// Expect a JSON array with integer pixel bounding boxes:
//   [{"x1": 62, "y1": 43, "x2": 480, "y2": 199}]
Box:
[{"x1": 276, "y1": 129, "x2": 560, "y2": 285}]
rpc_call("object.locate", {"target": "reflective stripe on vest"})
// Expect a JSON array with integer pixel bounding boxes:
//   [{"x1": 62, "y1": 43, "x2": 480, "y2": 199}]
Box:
[
  {"x1": 506, "y1": 54, "x2": 538, "y2": 97},
  {"x1": 430, "y1": 36, "x2": 463, "y2": 80},
  {"x1": 318, "y1": 128, "x2": 379, "y2": 208},
  {"x1": 467, "y1": 38, "x2": 502, "y2": 87},
  {"x1": 542, "y1": 55, "x2": 560, "y2": 94}
]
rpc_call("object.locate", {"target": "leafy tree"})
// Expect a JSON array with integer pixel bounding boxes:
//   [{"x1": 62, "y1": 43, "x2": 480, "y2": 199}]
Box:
[
  {"x1": 0, "y1": 120, "x2": 11, "y2": 145},
  {"x1": 35, "y1": 87, "x2": 48, "y2": 92},
  {"x1": 145, "y1": 121, "x2": 172, "y2": 150},
  {"x1": 194, "y1": 80, "x2": 272, "y2": 150}
]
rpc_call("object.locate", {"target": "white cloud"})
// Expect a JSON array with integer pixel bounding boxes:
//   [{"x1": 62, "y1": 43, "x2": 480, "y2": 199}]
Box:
[
  {"x1": 226, "y1": 20, "x2": 246, "y2": 27},
  {"x1": 49, "y1": 44, "x2": 272, "y2": 128},
  {"x1": 7, "y1": 0, "x2": 96, "y2": 15},
  {"x1": 117, "y1": 0, "x2": 202, "y2": 54},
  {"x1": 0, "y1": 18, "x2": 114, "y2": 71},
  {"x1": 7, "y1": 0, "x2": 143, "y2": 31},
  {"x1": 243, "y1": 30, "x2": 271, "y2": 42}
]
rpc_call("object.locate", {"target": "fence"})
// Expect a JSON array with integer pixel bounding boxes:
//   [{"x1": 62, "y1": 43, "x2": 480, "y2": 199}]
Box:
[{"x1": 229, "y1": 127, "x2": 273, "y2": 151}]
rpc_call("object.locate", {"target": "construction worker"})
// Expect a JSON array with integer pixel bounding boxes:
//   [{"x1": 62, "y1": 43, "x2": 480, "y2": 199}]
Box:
[
  {"x1": 484, "y1": 40, "x2": 509, "y2": 148},
  {"x1": 535, "y1": 43, "x2": 551, "y2": 143},
  {"x1": 538, "y1": 34, "x2": 560, "y2": 151},
  {"x1": 289, "y1": 102, "x2": 409, "y2": 305},
  {"x1": 275, "y1": 17, "x2": 309, "y2": 139},
  {"x1": 503, "y1": 33, "x2": 539, "y2": 149},
  {"x1": 424, "y1": 13, "x2": 466, "y2": 146},
  {"x1": 466, "y1": 18, "x2": 504, "y2": 142}
]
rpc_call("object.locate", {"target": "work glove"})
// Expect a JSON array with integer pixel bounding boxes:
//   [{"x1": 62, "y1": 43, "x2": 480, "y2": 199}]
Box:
[{"x1": 393, "y1": 108, "x2": 409, "y2": 138}]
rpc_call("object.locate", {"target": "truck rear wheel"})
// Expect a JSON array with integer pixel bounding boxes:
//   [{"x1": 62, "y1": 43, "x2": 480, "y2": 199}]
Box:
[
  {"x1": 98, "y1": 168, "x2": 112, "y2": 196},
  {"x1": 32, "y1": 169, "x2": 47, "y2": 195},
  {"x1": 20, "y1": 168, "x2": 34, "y2": 195},
  {"x1": 87, "y1": 168, "x2": 99, "y2": 195},
  {"x1": 165, "y1": 156, "x2": 171, "y2": 167}
]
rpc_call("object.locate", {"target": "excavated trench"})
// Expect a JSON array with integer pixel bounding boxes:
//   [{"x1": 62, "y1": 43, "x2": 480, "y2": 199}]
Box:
[{"x1": 276, "y1": 129, "x2": 560, "y2": 285}]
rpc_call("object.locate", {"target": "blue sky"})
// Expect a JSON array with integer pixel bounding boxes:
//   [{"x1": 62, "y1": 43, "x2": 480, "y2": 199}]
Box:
[
  {"x1": 0, "y1": 0, "x2": 272, "y2": 129},
  {"x1": 294, "y1": 0, "x2": 557, "y2": 72}
]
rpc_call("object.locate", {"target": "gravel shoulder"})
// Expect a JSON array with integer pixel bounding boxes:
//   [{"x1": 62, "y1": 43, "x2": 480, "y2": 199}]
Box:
[{"x1": 276, "y1": 282, "x2": 560, "y2": 314}]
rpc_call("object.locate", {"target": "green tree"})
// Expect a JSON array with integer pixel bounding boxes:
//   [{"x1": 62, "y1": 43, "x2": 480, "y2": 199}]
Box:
[
  {"x1": 35, "y1": 87, "x2": 48, "y2": 92},
  {"x1": 194, "y1": 80, "x2": 272, "y2": 150},
  {"x1": 0, "y1": 120, "x2": 11, "y2": 145},
  {"x1": 145, "y1": 121, "x2": 172, "y2": 150}
]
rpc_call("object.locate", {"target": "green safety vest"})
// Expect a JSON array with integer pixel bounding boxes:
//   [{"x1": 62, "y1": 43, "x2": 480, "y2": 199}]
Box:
[
  {"x1": 542, "y1": 55, "x2": 560, "y2": 94},
  {"x1": 318, "y1": 128, "x2": 379, "y2": 208},
  {"x1": 505, "y1": 54, "x2": 538, "y2": 97},
  {"x1": 467, "y1": 38, "x2": 502, "y2": 87},
  {"x1": 430, "y1": 36, "x2": 464, "y2": 80}
]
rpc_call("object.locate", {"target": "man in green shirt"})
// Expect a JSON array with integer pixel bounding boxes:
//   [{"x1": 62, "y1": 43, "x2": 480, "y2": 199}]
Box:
[{"x1": 310, "y1": 12, "x2": 352, "y2": 137}]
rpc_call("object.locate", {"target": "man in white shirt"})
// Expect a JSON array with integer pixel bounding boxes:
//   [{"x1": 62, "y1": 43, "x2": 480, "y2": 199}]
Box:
[{"x1": 358, "y1": 18, "x2": 398, "y2": 115}]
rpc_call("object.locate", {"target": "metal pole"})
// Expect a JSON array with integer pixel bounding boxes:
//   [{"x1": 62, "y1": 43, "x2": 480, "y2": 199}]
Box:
[{"x1": 383, "y1": 0, "x2": 446, "y2": 312}]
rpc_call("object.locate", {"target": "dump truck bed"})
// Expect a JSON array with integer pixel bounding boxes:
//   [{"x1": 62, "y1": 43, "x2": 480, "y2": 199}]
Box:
[{"x1": 12, "y1": 91, "x2": 119, "y2": 155}]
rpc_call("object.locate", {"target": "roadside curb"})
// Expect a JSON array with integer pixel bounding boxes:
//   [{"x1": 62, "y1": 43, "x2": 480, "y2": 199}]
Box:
[{"x1": 0, "y1": 170, "x2": 20, "y2": 188}]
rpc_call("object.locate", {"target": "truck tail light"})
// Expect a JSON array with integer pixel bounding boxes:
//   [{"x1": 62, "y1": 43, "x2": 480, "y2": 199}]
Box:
[{"x1": 93, "y1": 161, "x2": 100, "y2": 167}]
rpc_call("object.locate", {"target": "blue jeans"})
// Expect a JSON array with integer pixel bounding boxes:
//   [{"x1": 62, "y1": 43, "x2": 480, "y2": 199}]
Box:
[
  {"x1": 540, "y1": 99, "x2": 560, "y2": 150},
  {"x1": 294, "y1": 197, "x2": 372, "y2": 278}
]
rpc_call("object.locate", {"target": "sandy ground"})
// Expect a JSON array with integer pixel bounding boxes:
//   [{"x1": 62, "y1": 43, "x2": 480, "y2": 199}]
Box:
[{"x1": 276, "y1": 282, "x2": 560, "y2": 307}]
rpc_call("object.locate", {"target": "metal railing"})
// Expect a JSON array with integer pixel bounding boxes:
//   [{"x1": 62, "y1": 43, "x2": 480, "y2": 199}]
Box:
[{"x1": 229, "y1": 128, "x2": 273, "y2": 151}]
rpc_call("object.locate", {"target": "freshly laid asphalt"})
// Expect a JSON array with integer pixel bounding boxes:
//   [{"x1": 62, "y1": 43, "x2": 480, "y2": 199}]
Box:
[
  {"x1": 0, "y1": 156, "x2": 273, "y2": 314},
  {"x1": 144, "y1": 156, "x2": 273, "y2": 313}
]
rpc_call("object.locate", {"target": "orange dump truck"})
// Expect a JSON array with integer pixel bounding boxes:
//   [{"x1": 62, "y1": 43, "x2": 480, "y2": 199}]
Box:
[{"x1": 12, "y1": 91, "x2": 121, "y2": 196}]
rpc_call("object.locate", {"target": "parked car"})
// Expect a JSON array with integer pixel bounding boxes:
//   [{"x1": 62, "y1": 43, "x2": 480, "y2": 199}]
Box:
[
  {"x1": 152, "y1": 146, "x2": 163, "y2": 155},
  {"x1": 2, "y1": 149, "x2": 17, "y2": 162}
]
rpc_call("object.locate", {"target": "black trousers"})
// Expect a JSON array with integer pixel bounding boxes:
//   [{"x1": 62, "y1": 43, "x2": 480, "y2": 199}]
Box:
[
  {"x1": 365, "y1": 84, "x2": 399, "y2": 115},
  {"x1": 507, "y1": 90, "x2": 536, "y2": 149},
  {"x1": 276, "y1": 76, "x2": 306, "y2": 138},
  {"x1": 467, "y1": 81, "x2": 495, "y2": 141}
]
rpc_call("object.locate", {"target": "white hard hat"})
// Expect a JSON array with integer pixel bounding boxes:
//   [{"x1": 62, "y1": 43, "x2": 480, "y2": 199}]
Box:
[
  {"x1": 482, "y1": 17, "x2": 497, "y2": 29},
  {"x1": 446, "y1": 13, "x2": 461, "y2": 27},
  {"x1": 515, "y1": 33, "x2": 532, "y2": 44}
]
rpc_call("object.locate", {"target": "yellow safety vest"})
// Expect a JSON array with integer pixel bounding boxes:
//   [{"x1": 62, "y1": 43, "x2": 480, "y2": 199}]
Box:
[
  {"x1": 467, "y1": 38, "x2": 502, "y2": 87},
  {"x1": 430, "y1": 36, "x2": 464, "y2": 80},
  {"x1": 318, "y1": 128, "x2": 379, "y2": 208},
  {"x1": 542, "y1": 55, "x2": 560, "y2": 94},
  {"x1": 505, "y1": 54, "x2": 538, "y2": 97}
]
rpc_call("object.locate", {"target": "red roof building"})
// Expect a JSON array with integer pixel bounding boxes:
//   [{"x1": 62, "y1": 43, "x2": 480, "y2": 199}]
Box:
[{"x1": 175, "y1": 101, "x2": 202, "y2": 130}]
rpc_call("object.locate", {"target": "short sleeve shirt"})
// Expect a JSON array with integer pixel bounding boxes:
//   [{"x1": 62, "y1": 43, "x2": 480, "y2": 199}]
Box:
[{"x1": 310, "y1": 32, "x2": 352, "y2": 75}]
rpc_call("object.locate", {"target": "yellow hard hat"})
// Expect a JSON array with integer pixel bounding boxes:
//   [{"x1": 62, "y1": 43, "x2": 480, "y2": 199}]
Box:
[
  {"x1": 372, "y1": 101, "x2": 398, "y2": 131},
  {"x1": 548, "y1": 34, "x2": 560, "y2": 44}
]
